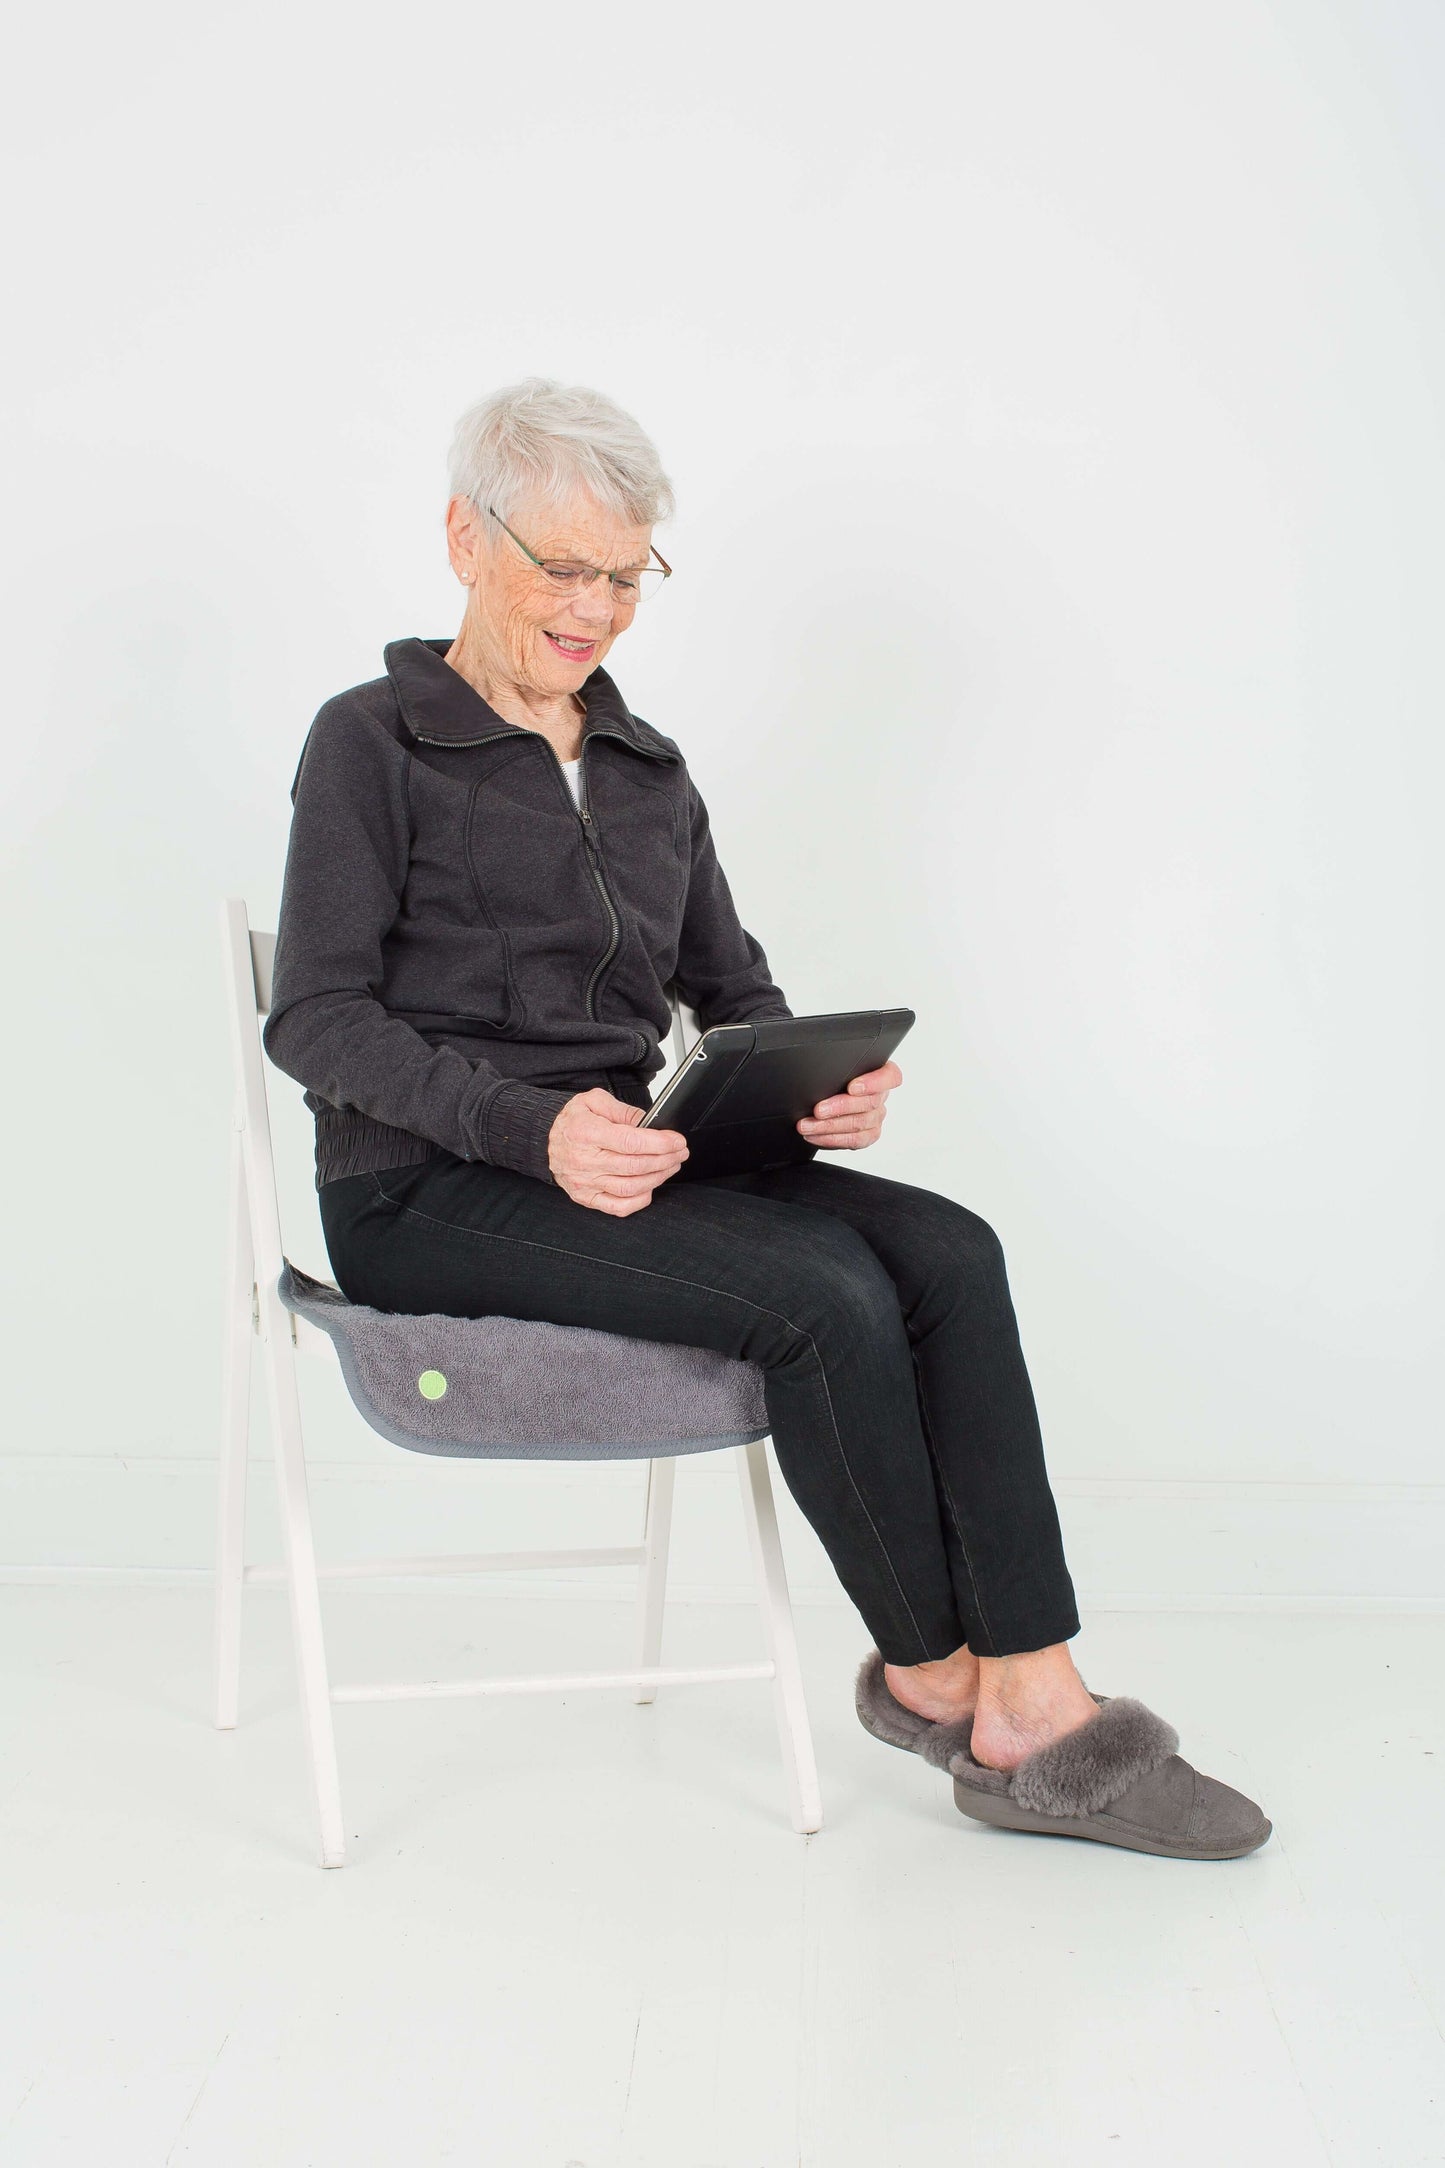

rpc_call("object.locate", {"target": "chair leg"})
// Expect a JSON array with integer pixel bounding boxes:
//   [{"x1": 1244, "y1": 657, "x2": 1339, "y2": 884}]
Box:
[
  {"x1": 259, "y1": 1290, "x2": 348, "y2": 1867},
  {"x1": 735, "y1": 1437, "x2": 824, "y2": 1834},
  {"x1": 633, "y1": 1455, "x2": 676, "y2": 1704},
  {"x1": 213, "y1": 1118, "x2": 254, "y2": 1732}
]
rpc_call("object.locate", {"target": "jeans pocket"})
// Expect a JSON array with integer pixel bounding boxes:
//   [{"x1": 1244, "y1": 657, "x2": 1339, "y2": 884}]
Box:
[
  {"x1": 372, "y1": 1156, "x2": 457, "y2": 1210},
  {"x1": 368, "y1": 1168, "x2": 417, "y2": 1212}
]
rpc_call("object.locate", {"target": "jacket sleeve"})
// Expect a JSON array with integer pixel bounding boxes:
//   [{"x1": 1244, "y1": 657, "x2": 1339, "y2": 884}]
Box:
[
  {"x1": 261, "y1": 705, "x2": 571, "y2": 1183},
  {"x1": 672, "y1": 774, "x2": 793, "y2": 1028}
]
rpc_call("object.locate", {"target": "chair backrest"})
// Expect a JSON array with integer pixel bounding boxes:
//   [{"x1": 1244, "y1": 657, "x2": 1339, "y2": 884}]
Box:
[
  {"x1": 221, "y1": 896, "x2": 694, "y2": 1298},
  {"x1": 222, "y1": 899, "x2": 289, "y2": 1297}
]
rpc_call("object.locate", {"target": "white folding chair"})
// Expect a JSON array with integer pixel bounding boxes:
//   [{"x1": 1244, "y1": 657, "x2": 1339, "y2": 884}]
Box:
[{"x1": 216, "y1": 896, "x2": 823, "y2": 1866}]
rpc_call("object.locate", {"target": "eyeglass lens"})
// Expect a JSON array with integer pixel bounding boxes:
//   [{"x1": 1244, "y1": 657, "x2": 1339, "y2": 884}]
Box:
[{"x1": 537, "y1": 563, "x2": 667, "y2": 603}]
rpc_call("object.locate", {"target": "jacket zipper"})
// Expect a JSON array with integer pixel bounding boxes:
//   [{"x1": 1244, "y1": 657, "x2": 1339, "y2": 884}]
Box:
[
  {"x1": 408, "y1": 721, "x2": 671, "y2": 759},
  {"x1": 560, "y1": 749, "x2": 651, "y2": 1061},
  {"x1": 554, "y1": 748, "x2": 639, "y2": 1049},
  {"x1": 410, "y1": 728, "x2": 518, "y2": 750},
  {"x1": 413, "y1": 725, "x2": 647, "y2": 1061},
  {"x1": 544, "y1": 746, "x2": 618, "y2": 1015}
]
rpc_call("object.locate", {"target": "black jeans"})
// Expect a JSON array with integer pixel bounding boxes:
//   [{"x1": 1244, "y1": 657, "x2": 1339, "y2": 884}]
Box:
[{"x1": 318, "y1": 1153, "x2": 1080, "y2": 1664}]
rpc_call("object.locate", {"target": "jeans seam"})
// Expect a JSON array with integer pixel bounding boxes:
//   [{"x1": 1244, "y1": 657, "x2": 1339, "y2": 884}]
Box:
[
  {"x1": 911, "y1": 1347, "x2": 996, "y2": 1652},
  {"x1": 384, "y1": 1195, "x2": 931, "y2": 1654}
]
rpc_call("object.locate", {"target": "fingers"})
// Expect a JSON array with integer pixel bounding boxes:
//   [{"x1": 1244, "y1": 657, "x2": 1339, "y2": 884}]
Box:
[
  {"x1": 565, "y1": 1173, "x2": 671, "y2": 1215},
  {"x1": 570, "y1": 1143, "x2": 687, "y2": 1183},
  {"x1": 804, "y1": 1092, "x2": 891, "y2": 1123},
  {"x1": 843, "y1": 1060, "x2": 903, "y2": 1097},
  {"x1": 550, "y1": 1091, "x2": 688, "y2": 1209},
  {"x1": 571, "y1": 1142, "x2": 685, "y2": 1176},
  {"x1": 578, "y1": 1087, "x2": 647, "y2": 1124},
  {"x1": 583, "y1": 1166, "x2": 681, "y2": 1198},
  {"x1": 599, "y1": 1123, "x2": 687, "y2": 1158},
  {"x1": 548, "y1": 1090, "x2": 689, "y2": 1209},
  {"x1": 569, "y1": 1111, "x2": 687, "y2": 1160},
  {"x1": 552, "y1": 1097, "x2": 686, "y2": 1166},
  {"x1": 798, "y1": 1109, "x2": 885, "y2": 1146},
  {"x1": 568, "y1": 1185, "x2": 657, "y2": 1217},
  {"x1": 566, "y1": 1091, "x2": 684, "y2": 1147},
  {"x1": 556, "y1": 1159, "x2": 682, "y2": 1208},
  {"x1": 807, "y1": 1065, "x2": 901, "y2": 1122}
]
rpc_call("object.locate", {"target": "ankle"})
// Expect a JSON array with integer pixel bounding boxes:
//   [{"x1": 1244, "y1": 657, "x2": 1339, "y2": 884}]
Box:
[
  {"x1": 977, "y1": 1643, "x2": 1087, "y2": 1705},
  {"x1": 884, "y1": 1645, "x2": 980, "y2": 1724},
  {"x1": 970, "y1": 1645, "x2": 1098, "y2": 1771}
]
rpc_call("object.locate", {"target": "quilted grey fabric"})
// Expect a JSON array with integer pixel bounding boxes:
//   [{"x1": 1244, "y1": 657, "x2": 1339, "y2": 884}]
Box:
[{"x1": 277, "y1": 1260, "x2": 770, "y2": 1462}]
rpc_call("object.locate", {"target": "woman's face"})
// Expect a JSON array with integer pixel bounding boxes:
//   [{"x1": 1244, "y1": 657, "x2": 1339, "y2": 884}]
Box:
[{"x1": 448, "y1": 492, "x2": 654, "y2": 696}]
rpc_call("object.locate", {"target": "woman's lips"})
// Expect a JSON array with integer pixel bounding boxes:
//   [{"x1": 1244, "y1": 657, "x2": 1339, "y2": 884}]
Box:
[{"x1": 545, "y1": 632, "x2": 597, "y2": 658}]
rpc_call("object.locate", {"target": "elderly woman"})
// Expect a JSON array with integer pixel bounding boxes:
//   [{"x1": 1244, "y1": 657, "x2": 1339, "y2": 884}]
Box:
[{"x1": 265, "y1": 378, "x2": 1269, "y2": 1860}]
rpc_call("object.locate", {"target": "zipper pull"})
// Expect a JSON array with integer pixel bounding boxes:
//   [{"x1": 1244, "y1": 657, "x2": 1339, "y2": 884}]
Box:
[{"x1": 578, "y1": 807, "x2": 602, "y2": 854}]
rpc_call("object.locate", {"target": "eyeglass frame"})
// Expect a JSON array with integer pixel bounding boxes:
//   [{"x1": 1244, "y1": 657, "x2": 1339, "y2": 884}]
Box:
[{"x1": 485, "y1": 504, "x2": 672, "y2": 604}]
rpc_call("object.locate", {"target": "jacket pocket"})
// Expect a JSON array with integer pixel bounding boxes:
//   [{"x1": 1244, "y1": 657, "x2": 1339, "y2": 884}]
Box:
[
  {"x1": 384, "y1": 925, "x2": 525, "y2": 1036},
  {"x1": 462, "y1": 781, "x2": 528, "y2": 1033},
  {"x1": 465, "y1": 768, "x2": 602, "y2": 1022}
]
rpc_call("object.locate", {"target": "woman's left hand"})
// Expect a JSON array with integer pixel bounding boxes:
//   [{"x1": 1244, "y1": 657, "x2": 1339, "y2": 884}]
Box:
[{"x1": 797, "y1": 1060, "x2": 903, "y2": 1152}]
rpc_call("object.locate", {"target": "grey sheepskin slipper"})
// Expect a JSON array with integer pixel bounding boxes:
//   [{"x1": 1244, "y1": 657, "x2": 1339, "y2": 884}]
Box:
[{"x1": 855, "y1": 1651, "x2": 1271, "y2": 1860}]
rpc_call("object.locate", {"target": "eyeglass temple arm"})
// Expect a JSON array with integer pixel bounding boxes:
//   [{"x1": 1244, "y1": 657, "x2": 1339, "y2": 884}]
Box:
[{"x1": 488, "y1": 502, "x2": 671, "y2": 581}]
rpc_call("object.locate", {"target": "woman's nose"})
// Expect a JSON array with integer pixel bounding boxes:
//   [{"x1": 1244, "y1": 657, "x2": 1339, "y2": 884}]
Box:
[{"x1": 571, "y1": 577, "x2": 618, "y2": 627}]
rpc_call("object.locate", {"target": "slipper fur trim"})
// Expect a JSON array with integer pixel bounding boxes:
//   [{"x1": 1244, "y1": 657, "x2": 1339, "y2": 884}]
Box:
[
  {"x1": 853, "y1": 1650, "x2": 979, "y2": 1774},
  {"x1": 995, "y1": 1698, "x2": 1179, "y2": 1817},
  {"x1": 856, "y1": 1650, "x2": 1176, "y2": 1817}
]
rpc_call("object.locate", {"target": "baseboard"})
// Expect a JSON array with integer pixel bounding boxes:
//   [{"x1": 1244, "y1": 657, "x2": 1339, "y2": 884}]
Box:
[{"x1": 2, "y1": 1454, "x2": 1442, "y2": 1612}]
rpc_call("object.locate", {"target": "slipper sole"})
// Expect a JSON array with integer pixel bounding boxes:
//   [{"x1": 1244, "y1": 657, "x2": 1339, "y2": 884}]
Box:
[{"x1": 952, "y1": 1775, "x2": 1272, "y2": 1859}]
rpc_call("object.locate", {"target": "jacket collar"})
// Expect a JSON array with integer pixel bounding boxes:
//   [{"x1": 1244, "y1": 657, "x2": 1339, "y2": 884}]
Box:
[{"x1": 384, "y1": 636, "x2": 676, "y2": 761}]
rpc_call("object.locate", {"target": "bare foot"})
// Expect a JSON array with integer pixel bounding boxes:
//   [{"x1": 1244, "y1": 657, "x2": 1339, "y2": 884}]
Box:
[
  {"x1": 968, "y1": 1646, "x2": 1100, "y2": 1773},
  {"x1": 884, "y1": 1644, "x2": 980, "y2": 1724}
]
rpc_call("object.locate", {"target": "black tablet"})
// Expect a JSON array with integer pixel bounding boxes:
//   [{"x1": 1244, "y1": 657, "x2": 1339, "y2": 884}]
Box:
[{"x1": 641, "y1": 1009, "x2": 915, "y2": 1181}]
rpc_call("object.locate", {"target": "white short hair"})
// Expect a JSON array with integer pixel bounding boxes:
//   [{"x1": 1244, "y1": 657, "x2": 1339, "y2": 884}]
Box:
[{"x1": 447, "y1": 378, "x2": 675, "y2": 535}]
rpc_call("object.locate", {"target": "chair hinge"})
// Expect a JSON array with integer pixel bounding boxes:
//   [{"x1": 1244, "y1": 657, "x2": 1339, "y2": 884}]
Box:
[{"x1": 251, "y1": 1284, "x2": 261, "y2": 1335}]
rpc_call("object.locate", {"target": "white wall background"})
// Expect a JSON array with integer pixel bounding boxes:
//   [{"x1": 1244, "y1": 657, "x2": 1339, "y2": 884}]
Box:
[{"x1": 4, "y1": 0, "x2": 1441, "y2": 1605}]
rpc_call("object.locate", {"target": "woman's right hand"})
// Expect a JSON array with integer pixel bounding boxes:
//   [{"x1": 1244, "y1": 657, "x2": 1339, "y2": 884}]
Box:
[{"x1": 548, "y1": 1089, "x2": 689, "y2": 1215}]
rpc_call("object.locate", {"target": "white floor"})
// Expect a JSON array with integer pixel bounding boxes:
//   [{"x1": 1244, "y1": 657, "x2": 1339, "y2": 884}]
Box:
[{"x1": 1, "y1": 1587, "x2": 1441, "y2": 2168}]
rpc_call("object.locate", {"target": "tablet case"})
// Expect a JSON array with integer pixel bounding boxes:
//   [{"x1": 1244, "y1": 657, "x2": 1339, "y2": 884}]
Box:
[{"x1": 644, "y1": 1009, "x2": 915, "y2": 1181}]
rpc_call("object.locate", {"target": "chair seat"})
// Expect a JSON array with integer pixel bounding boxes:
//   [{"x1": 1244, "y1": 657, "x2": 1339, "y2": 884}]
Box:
[{"x1": 278, "y1": 1260, "x2": 770, "y2": 1462}]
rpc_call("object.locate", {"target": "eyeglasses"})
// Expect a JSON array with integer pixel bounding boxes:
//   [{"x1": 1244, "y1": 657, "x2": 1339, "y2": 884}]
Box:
[{"x1": 487, "y1": 506, "x2": 672, "y2": 605}]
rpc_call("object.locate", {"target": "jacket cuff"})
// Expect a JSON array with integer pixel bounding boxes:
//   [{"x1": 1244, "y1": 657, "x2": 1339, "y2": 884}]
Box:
[{"x1": 479, "y1": 1081, "x2": 574, "y2": 1182}]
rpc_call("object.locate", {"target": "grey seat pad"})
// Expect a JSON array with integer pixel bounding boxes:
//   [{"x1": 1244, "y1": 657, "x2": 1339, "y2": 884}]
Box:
[{"x1": 278, "y1": 1260, "x2": 769, "y2": 1462}]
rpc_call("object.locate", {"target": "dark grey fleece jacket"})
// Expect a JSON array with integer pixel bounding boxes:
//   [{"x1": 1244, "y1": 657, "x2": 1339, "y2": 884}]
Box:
[{"x1": 263, "y1": 636, "x2": 793, "y2": 1189}]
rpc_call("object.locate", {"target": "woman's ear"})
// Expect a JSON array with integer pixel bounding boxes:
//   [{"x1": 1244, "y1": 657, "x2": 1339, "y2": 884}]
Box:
[{"x1": 445, "y1": 494, "x2": 486, "y2": 584}]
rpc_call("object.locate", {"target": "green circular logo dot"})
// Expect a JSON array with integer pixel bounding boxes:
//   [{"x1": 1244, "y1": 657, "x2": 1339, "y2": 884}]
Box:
[{"x1": 417, "y1": 1369, "x2": 448, "y2": 1401}]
